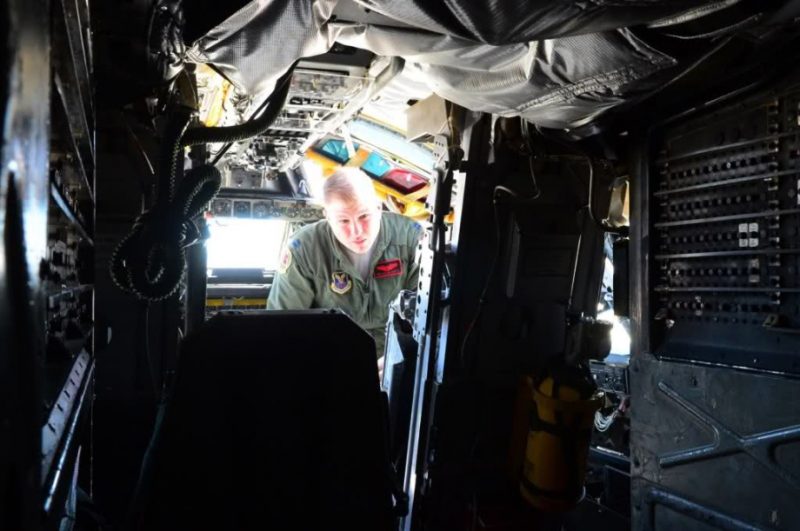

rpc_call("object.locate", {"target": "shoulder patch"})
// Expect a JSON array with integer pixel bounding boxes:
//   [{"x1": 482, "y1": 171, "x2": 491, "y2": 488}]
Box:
[
  {"x1": 278, "y1": 246, "x2": 292, "y2": 273},
  {"x1": 290, "y1": 239, "x2": 301, "y2": 250},
  {"x1": 411, "y1": 222, "x2": 424, "y2": 245}
]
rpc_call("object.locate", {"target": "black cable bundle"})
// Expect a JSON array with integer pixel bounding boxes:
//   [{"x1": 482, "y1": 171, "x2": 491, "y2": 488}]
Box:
[
  {"x1": 109, "y1": 110, "x2": 222, "y2": 300},
  {"x1": 181, "y1": 64, "x2": 294, "y2": 146},
  {"x1": 110, "y1": 65, "x2": 296, "y2": 301}
]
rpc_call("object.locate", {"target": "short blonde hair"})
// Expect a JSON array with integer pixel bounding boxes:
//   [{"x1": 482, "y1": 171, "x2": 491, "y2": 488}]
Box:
[{"x1": 322, "y1": 167, "x2": 379, "y2": 206}]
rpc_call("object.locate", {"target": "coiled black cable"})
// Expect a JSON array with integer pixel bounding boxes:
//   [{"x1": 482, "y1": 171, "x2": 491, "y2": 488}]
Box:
[
  {"x1": 109, "y1": 163, "x2": 221, "y2": 300},
  {"x1": 110, "y1": 65, "x2": 295, "y2": 301}
]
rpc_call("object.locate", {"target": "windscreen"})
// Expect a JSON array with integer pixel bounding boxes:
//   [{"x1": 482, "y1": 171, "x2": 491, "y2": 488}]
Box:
[{"x1": 206, "y1": 218, "x2": 287, "y2": 270}]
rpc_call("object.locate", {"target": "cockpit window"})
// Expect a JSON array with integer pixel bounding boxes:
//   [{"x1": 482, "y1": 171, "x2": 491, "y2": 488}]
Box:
[
  {"x1": 206, "y1": 218, "x2": 288, "y2": 271},
  {"x1": 597, "y1": 253, "x2": 631, "y2": 357}
]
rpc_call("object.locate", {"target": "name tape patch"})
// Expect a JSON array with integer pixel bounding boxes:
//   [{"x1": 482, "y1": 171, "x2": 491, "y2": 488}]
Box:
[{"x1": 374, "y1": 258, "x2": 403, "y2": 279}]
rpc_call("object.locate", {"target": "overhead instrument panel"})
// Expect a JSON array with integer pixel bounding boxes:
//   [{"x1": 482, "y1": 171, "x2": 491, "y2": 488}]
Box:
[
  {"x1": 209, "y1": 194, "x2": 322, "y2": 221},
  {"x1": 650, "y1": 84, "x2": 800, "y2": 374},
  {"x1": 195, "y1": 51, "x2": 380, "y2": 194}
]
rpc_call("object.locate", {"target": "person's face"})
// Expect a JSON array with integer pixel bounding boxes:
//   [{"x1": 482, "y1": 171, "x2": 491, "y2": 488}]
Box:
[{"x1": 325, "y1": 193, "x2": 382, "y2": 254}]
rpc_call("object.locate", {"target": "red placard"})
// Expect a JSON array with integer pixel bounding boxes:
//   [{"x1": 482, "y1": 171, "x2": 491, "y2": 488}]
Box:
[{"x1": 374, "y1": 258, "x2": 403, "y2": 279}]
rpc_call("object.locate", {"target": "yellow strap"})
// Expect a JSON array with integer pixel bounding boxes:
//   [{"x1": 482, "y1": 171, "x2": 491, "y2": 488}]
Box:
[
  {"x1": 400, "y1": 185, "x2": 430, "y2": 204},
  {"x1": 206, "y1": 298, "x2": 267, "y2": 308}
]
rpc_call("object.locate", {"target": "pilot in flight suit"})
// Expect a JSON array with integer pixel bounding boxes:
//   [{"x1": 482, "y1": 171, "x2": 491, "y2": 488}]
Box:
[{"x1": 267, "y1": 167, "x2": 422, "y2": 358}]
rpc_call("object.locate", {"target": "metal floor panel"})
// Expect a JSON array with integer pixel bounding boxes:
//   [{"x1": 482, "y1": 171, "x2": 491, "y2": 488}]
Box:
[{"x1": 631, "y1": 354, "x2": 800, "y2": 530}]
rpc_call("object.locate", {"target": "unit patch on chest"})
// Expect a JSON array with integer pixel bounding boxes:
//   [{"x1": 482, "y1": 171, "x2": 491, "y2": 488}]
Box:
[
  {"x1": 330, "y1": 271, "x2": 353, "y2": 294},
  {"x1": 374, "y1": 258, "x2": 403, "y2": 279}
]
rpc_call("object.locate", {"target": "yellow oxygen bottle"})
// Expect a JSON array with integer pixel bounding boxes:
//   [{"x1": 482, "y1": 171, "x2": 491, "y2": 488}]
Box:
[{"x1": 520, "y1": 366, "x2": 603, "y2": 511}]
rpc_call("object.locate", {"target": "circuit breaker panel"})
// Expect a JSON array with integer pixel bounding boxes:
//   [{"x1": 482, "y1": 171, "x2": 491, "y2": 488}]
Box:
[
  {"x1": 44, "y1": 0, "x2": 95, "y2": 523},
  {"x1": 631, "y1": 80, "x2": 800, "y2": 531},
  {"x1": 651, "y1": 85, "x2": 800, "y2": 373},
  {"x1": 1, "y1": 0, "x2": 94, "y2": 526}
]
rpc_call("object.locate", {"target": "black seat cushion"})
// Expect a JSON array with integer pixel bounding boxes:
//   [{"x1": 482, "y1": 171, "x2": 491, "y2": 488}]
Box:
[{"x1": 141, "y1": 310, "x2": 392, "y2": 531}]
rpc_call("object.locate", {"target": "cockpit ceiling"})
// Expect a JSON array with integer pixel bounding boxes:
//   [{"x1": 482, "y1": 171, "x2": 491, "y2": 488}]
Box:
[{"x1": 182, "y1": 0, "x2": 768, "y2": 130}]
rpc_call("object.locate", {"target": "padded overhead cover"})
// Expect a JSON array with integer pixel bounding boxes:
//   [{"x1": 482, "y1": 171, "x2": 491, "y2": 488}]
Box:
[
  {"x1": 333, "y1": 25, "x2": 677, "y2": 128},
  {"x1": 350, "y1": 0, "x2": 732, "y2": 44},
  {"x1": 184, "y1": 0, "x2": 337, "y2": 100},
  {"x1": 184, "y1": 0, "x2": 730, "y2": 128}
]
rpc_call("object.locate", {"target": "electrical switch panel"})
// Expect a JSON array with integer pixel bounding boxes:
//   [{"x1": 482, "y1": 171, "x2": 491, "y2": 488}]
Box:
[{"x1": 650, "y1": 85, "x2": 800, "y2": 373}]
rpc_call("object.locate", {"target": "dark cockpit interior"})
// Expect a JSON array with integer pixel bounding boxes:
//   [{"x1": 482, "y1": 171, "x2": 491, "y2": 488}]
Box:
[{"x1": 3, "y1": 1, "x2": 800, "y2": 530}]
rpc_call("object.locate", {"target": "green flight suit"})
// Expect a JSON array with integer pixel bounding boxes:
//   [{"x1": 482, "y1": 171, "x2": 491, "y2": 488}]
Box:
[{"x1": 267, "y1": 212, "x2": 422, "y2": 357}]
